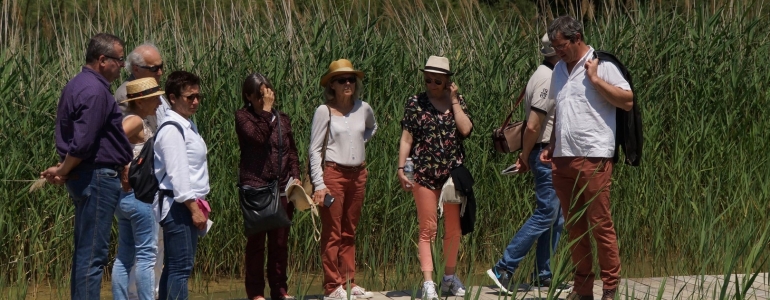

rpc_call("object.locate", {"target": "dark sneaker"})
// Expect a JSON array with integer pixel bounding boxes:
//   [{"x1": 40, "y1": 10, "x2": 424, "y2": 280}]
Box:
[
  {"x1": 531, "y1": 277, "x2": 574, "y2": 293},
  {"x1": 601, "y1": 289, "x2": 616, "y2": 300},
  {"x1": 486, "y1": 267, "x2": 514, "y2": 294},
  {"x1": 566, "y1": 292, "x2": 595, "y2": 300}
]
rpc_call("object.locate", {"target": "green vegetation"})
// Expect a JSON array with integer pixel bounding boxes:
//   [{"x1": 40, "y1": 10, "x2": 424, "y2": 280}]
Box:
[{"x1": 1, "y1": 0, "x2": 769, "y2": 299}]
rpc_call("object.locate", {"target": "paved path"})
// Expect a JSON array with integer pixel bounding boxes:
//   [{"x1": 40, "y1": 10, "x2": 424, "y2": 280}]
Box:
[{"x1": 299, "y1": 273, "x2": 770, "y2": 300}]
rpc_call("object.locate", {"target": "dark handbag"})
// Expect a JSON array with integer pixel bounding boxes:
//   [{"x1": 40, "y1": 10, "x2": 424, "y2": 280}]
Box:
[
  {"x1": 238, "y1": 111, "x2": 291, "y2": 236},
  {"x1": 492, "y1": 90, "x2": 526, "y2": 153},
  {"x1": 238, "y1": 182, "x2": 291, "y2": 236}
]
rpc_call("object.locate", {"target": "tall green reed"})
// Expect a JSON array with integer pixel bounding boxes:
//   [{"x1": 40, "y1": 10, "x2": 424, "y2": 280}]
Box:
[{"x1": 1, "y1": 0, "x2": 769, "y2": 298}]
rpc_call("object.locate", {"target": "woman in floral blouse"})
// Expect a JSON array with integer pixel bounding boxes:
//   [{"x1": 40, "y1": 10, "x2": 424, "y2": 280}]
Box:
[{"x1": 397, "y1": 56, "x2": 473, "y2": 300}]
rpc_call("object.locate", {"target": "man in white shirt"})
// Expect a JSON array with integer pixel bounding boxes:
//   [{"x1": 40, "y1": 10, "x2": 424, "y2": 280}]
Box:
[
  {"x1": 113, "y1": 42, "x2": 168, "y2": 300},
  {"x1": 540, "y1": 16, "x2": 634, "y2": 300},
  {"x1": 115, "y1": 43, "x2": 171, "y2": 129}
]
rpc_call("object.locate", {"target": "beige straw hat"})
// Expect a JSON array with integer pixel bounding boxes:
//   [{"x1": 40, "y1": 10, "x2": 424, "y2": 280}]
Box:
[
  {"x1": 286, "y1": 182, "x2": 315, "y2": 212},
  {"x1": 420, "y1": 55, "x2": 454, "y2": 75},
  {"x1": 320, "y1": 59, "x2": 364, "y2": 87},
  {"x1": 120, "y1": 77, "x2": 165, "y2": 103}
]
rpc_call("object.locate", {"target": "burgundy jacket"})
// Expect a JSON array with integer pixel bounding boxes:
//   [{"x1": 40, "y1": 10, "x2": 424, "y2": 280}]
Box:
[{"x1": 235, "y1": 107, "x2": 300, "y2": 189}]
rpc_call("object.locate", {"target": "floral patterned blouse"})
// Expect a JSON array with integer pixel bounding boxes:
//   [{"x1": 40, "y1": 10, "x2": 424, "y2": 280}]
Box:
[{"x1": 400, "y1": 92, "x2": 472, "y2": 190}]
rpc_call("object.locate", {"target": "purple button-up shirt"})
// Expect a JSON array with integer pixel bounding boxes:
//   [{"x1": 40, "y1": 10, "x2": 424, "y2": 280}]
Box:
[{"x1": 55, "y1": 67, "x2": 132, "y2": 166}]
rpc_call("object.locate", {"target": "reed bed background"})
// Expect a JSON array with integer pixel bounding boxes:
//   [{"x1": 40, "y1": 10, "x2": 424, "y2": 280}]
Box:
[{"x1": 1, "y1": 0, "x2": 769, "y2": 298}]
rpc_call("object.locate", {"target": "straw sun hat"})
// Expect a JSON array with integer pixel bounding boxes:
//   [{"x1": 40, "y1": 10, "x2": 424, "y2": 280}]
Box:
[
  {"x1": 421, "y1": 55, "x2": 454, "y2": 76},
  {"x1": 320, "y1": 59, "x2": 364, "y2": 87},
  {"x1": 120, "y1": 77, "x2": 165, "y2": 103},
  {"x1": 540, "y1": 33, "x2": 557, "y2": 57}
]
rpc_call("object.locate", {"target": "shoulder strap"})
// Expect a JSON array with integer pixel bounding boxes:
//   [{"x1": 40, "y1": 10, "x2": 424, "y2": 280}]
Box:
[
  {"x1": 501, "y1": 90, "x2": 526, "y2": 128},
  {"x1": 321, "y1": 105, "x2": 331, "y2": 165},
  {"x1": 276, "y1": 111, "x2": 283, "y2": 181},
  {"x1": 156, "y1": 121, "x2": 185, "y2": 140}
]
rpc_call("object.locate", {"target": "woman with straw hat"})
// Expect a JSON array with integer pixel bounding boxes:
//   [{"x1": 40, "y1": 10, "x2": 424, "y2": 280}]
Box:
[
  {"x1": 310, "y1": 59, "x2": 378, "y2": 300},
  {"x1": 397, "y1": 55, "x2": 473, "y2": 300},
  {"x1": 235, "y1": 73, "x2": 301, "y2": 300},
  {"x1": 112, "y1": 77, "x2": 163, "y2": 300}
]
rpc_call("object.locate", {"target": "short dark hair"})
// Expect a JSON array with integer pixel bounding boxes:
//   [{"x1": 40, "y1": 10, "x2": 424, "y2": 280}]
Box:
[
  {"x1": 241, "y1": 73, "x2": 274, "y2": 108},
  {"x1": 548, "y1": 15, "x2": 584, "y2": 43},
  {"x1": 165, "y1": 71, "x2": 201, "y2": 100},
  {"x1": 85, "y1": 33, "x2": 125, "y2": 63}
]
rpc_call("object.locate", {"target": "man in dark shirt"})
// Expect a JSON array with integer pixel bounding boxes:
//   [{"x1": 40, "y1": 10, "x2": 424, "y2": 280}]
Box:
[{"x1": 40, "y1": 33, "x2": 132, "y2": 300}]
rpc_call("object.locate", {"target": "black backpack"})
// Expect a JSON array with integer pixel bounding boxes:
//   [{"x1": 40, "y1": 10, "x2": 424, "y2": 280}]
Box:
[
  {"x1": 128, "y1": 121, "x2": 185, "y2": 203},
  {"x1": 595, "y1": 50, "x2": 643, "y2": 166}
]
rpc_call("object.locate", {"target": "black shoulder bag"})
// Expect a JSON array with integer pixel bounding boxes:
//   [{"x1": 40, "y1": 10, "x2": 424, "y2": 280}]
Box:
[{"x1": 238, "y1": 113, "x2": 292, "y2": 236}]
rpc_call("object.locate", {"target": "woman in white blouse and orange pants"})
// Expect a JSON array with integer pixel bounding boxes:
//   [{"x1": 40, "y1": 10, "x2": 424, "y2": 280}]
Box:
[{"x1": 309, "y1": 59, "x2": 377, "y2": 300}]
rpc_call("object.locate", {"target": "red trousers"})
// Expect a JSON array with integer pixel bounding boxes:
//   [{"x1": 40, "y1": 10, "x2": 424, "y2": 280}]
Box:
[
  {"x1": 551, "y1": 157, "x2": 620, "y2": 295},
  {"x1": 320, "y1": 164, "x2": 368, "y2": 295},
  {"x1": 244, "y1": 196, "x2": 295, "y2": 299}
]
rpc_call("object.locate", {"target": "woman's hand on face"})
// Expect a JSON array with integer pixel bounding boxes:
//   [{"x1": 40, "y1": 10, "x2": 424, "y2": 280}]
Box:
[
  {"x1": 397, "y1": 170, "x2": 413, "y2": 191},
  {"x1": 261, "y1": 85, "x2": 275, "y2": 112},
  {"x1": 444, "y1": 82, "x2": 459, "y2": 101},
  {"x1": 313, "y1": 188, "x2": 330, "y2": 205}
]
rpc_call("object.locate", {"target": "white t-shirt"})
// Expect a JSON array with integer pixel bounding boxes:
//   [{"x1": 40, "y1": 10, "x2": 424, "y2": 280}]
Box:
[
  {"x1": 309, "y1": 100, "x2": 378, "y2": 191},
  {"x1": 550, "y1": 47, "x2": 631, "y2": 158},
  {"x1": 524, "y1": 64, "x2": 555, "y2": 143}
]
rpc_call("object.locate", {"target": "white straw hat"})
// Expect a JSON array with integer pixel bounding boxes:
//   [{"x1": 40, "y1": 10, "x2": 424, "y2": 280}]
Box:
[
  {"x1": 420, "y1": 55, "x2": 454, "y2": 75},
  {"x1": 540, "y1": 33, "x2": 557, "y2": 57}
]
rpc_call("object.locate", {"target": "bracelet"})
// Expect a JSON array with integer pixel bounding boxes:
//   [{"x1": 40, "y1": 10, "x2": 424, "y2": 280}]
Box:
[
  {"x1": 452, "y1": 102, "x2": 460, "y2": 105},
  {"x1": 397, "y1": 167, "x2": 404, "y2": 170}
]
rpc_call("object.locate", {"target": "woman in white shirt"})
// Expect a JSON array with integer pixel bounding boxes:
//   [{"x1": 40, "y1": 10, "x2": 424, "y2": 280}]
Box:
[
  {"x1": 309, "y1": 59, "x2": 377, "y2": 300},
  {"x1": 153, "y1": 71, "x2": 210, "y2": 300}
]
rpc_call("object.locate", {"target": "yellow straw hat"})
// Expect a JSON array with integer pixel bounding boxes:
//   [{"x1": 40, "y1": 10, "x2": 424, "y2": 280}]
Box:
[
  {"x1": 121, "y1": 77, "x2": 165, "y2": 103},
  {"x1": 319, "y1": 59, "x2": 364, "y2": 87}
]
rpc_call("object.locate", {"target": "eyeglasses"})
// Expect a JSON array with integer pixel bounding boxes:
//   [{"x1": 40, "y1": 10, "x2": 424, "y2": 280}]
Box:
[
  {"x1": 138, "y1": 63, "x2": 163, "y2": 72},
  {"x1": 335, "y1": 77, "x2": 356, "y2": 84},
  {"x1": 552, "y1": 40, "x2": 571, "y2": 51},
  {"x1": 103, "y1": 54, "x2": 125, "y2": 62},
  {"x1": 424, "y1": 78, "x2": 443, "y2": 85},
  {"x1": 182, "y1": 94, "x2": 201, "y2": 101}
]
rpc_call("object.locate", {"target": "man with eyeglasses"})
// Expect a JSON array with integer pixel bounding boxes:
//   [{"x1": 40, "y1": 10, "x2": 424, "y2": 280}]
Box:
[
  {"x1": 539, "y1": 16, "x2": 634, "y2": 300},
  {"x1": 113, "y1": 42, "x2": 169, "y2": 300},
  {"x1": 115, "y1": 42, "x2": 170, "y2": 129},
  {"x1": 40, "y1": 33, "x2": 133, "y2": 300}
]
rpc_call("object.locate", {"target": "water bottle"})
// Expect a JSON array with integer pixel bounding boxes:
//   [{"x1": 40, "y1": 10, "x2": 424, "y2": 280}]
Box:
[{"x1": 404, "y1": 158, "x2": 415, "y2": 183}]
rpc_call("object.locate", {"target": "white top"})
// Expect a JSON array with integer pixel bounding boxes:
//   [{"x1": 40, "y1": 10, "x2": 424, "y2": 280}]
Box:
[
  {"x1": 153, "y1": 110, "x2": 210, "y2": 221},
  {"x1": 309, "y1": 100, "x2": 377, "y2": 191},
  {"x1": 123, "y1": 113, "x2": 153, "y2": 159},
  {"x1": 550, "y1": 47, "x2": 631, "y2": 158},
  {"x1": 524, "y1": 64, "x2": 555, "y2": 143}
]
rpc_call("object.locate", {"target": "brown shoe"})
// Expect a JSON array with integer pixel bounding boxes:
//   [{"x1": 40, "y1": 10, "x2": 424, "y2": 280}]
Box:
[
  {"x1": 601, "y1": 289, "x2": 617, "y2": 300},
  {"x1": 566, "y1": 292, "x2": 595, "y2": 300}
]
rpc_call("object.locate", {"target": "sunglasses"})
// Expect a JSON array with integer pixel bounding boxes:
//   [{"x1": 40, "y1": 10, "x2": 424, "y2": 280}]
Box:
[
  {"x1": 335, "y1": 77, "x2": 356, "y2": 84},
  {"x1": 424, "y1": 78, "x2": 443, "y2": 85},
  {"x1": 138, "y1": 63, "x2": 164, "y2": 72},
  {"x1": 103, "y1": 54, "x2": 124, "y2": 62}
]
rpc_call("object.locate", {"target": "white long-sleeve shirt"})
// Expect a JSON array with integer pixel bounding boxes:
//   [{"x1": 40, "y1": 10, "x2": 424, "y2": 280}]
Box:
[
  {"x1": 309, "y1": 100, "x2": 377, "y2": 191},
  {"x1": 154, "y1": 110, "x2": 210, "y2": 221}
]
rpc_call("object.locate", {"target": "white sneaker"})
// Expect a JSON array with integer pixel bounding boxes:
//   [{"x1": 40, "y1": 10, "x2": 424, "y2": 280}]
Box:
[
  {"x1": 324, "y1": 286, "x2": 356, "y2": 300},
  {"x1": 422, "y1": 281, "x2": 439, "y2": 300},
  {"x1": 350, "y1": 286, "x2": 374, "y2": 299},
  {"x1": 441, "y1": 275, "x2": 466, "y2": 296}
]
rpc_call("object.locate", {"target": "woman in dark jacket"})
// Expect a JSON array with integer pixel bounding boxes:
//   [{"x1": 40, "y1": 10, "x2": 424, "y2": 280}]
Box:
[{"x1": 235, "y1": 73, "x2": 301, "y2": 300}]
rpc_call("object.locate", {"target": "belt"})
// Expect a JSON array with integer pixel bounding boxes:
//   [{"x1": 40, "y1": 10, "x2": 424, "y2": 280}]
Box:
[
  {"x1": 533, "y1": 143, "x2": 549, "y2": 149},
  {"x1": 76, "y1": 163, "x2": 125, "y2": 172},
  {"x1": 325, "y1": 161, "x2": 366, "y2": 172}
]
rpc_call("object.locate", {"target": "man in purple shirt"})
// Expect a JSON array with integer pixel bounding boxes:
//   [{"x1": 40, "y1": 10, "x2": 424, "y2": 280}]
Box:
[{"x1": 40, "y1": 33, "x2": 132, "y2": 300}]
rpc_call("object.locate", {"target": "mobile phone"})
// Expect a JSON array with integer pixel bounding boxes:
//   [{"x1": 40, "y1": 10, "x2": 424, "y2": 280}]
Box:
[
  {"x1": 502, "y1": 164, "x2": 519, "y2": 175},
  {"x1": 323, "y1": 194, "x2": 335, "y2": 208}
]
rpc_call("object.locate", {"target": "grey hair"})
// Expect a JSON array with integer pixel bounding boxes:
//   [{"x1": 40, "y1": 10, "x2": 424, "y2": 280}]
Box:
[
  {"x1": 548, "y1": 16, "x2": 584, "y2": 43},
  {"x1": 324, "y1": 77, "x2": 363, "y2": 103},
  {"x1": 85, "y1": 33, "x2": 124, "y2": 63},
  {"x1": 125, "y1": 42, "x2": 160, "y2": 72}
]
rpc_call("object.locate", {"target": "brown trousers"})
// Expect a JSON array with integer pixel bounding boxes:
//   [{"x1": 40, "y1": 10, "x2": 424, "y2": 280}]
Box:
[
  {"x1": 320, "y1": 164, "x2": 368, "y2": 295},
  {"x1": 551, "y1": 157, "x2": 620, "y2": 295},
  {"x1": 244, "y1": 196, "x2": 294, "y2": 299}
]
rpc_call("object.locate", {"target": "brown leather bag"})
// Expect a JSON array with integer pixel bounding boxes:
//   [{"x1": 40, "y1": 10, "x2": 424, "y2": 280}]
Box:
[
  {"x1": 302, "y1": 106, "x2": 332, "y2": 196},
  {"x1": 492, "y1": 90, "x2": 526, "y2": 153}
]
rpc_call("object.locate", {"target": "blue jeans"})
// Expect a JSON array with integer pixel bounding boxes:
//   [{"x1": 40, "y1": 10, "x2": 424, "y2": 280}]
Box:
[
  {"x1": 112, "y1": 191, "x2": 158, "y2": 300},
  {"x1": 496, "y1": 146, "x2": 564, "y2": 279},
  {"x1": 159, "y1": 201, "x2": 198, "y2": 300},
  {"x1": 65, "y1": 167, "x2": 122, "y2": 300}
]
